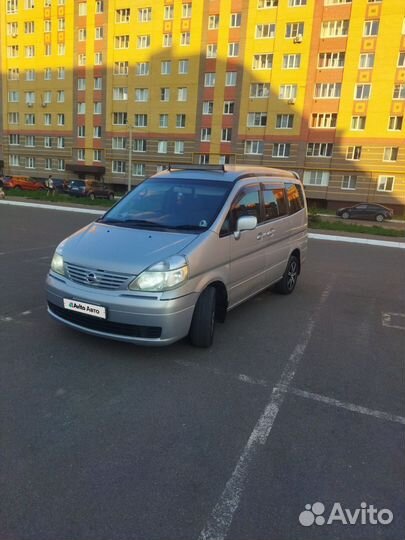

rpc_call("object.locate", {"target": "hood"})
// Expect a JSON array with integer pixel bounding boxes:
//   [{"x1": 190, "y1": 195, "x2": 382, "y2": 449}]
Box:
[{"x1": 59, "y1": 222, "x2": 198, "y2": 276}]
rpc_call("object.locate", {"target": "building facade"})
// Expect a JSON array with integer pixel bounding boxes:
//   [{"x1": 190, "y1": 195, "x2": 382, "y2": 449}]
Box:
[{"x1": 1, "y1": 0, "x2": 405, "y2": 213}]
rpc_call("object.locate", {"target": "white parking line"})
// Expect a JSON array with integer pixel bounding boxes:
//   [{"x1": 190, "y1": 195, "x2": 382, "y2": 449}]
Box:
[
  {"x1": 284, "y1": 386, "x2": 405, "y2": 426},
  {"x1": 198, "y1": 280, "x2": 334, "y2": 540},
  {"x1": 382, "y1": 312, "x2": 405, "y2": 330}
]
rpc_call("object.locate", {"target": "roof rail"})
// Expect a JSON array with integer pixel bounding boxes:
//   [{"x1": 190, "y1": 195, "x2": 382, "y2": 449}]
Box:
[{"x1": 167, "y1": 163, "x2": 225, "y2": 173}]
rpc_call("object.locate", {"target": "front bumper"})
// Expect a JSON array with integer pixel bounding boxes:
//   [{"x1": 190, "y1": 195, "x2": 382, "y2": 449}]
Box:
[{"x1": 46, "y1": 272, "x2": 198, "y2": 346}]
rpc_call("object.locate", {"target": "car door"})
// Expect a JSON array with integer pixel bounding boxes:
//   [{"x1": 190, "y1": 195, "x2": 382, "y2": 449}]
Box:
[
  {"x1": 351, "y1": 204, "x2": 367, "y2": 219},
  {"x1": 261, "y1": 183, "x2": 291, "y2": 284},
  {"x1": 224, "y1": 185, "x2": 267, "y2": 308}
]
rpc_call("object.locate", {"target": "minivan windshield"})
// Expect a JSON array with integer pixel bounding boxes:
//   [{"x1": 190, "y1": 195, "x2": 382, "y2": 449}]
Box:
[{"x1": 99, "y1": 178, "x2": 232, "y2": 232}]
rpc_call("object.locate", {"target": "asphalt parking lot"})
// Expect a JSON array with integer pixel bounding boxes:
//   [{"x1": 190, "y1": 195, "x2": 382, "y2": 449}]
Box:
[{"x1": 1, "y1": 204, "x2": 404, "y2": 540}]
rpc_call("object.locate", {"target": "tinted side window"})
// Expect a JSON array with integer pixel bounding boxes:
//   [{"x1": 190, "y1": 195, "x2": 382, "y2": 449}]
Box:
[
  {"x1": 263, "y1": 188, "x2": 288, "y2": 220},
  {"x1": 286, "y1": 182, "x2": 304, "y2": 214},
  {"x1": 220, "y1": 189, "x2": 260, "y2": 235}
]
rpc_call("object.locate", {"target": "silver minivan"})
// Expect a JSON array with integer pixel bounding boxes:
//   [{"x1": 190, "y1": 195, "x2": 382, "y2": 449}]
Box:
[{"x1": 46, "y1": 165, "x2": 307, "y2": 347}]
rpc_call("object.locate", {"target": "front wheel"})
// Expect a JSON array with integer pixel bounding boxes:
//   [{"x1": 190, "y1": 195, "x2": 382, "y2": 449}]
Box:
[
  {"x1": 189, "y1": 287, "x2": 216, "y2": 348},
  {"x1": 274, "y1": 255, "x2": 299, "y2": 295},
  {"x1": 375, "y1": 214, "x2": 384, "y2": 222},
  {"x1": 342, "y1": 211, "x2": 350, "y2": 219}
]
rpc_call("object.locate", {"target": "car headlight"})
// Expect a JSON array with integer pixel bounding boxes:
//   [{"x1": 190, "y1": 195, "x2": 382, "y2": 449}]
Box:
[
  {"x1": 129, "y1": 255, "x2": 189, "y2": 292},
  {"x1": 51, "y1": 251, "x2": 65, "y2": 275}
]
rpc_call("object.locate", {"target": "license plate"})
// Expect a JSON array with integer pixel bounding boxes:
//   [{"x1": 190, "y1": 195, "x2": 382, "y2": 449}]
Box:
[{"x1": 63, "y1": 299, "x2": 107, "y2": 319}]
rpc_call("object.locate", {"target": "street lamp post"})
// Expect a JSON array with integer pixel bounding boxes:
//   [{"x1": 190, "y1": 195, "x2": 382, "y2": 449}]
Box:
[{"x1": 127, "y1": 123, "x2": 133, "y2": 192}]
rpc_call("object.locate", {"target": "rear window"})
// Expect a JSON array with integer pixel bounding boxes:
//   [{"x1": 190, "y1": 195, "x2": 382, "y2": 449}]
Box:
[
  {"x1": 263, "y1": 188, "x2": 288, "y2": 220},
  {"x1": 285, "y1": 182, "x2": 305, "y2": 214}
]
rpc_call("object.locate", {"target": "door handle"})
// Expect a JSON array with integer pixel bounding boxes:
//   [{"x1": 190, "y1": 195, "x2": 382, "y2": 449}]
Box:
[
  {"x1": 256, "y1": 232, "x2": 263, "y2": 240},
  {"x1": 266, "y1": 229, "x2": 275, "y2": 237}
]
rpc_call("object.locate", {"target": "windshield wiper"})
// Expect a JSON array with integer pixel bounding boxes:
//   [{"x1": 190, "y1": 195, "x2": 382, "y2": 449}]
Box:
[
  {"x1": 100, "y1": 218, "x2": 164, "y2": 228},
  {"x1": 163, "y1": 224, "x2": 207, "y2": 231}
]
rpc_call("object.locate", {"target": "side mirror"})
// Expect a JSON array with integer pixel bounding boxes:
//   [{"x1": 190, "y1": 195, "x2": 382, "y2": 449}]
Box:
[{"x1": 234, "y1": 215, "x2": 257, "y2": 239}]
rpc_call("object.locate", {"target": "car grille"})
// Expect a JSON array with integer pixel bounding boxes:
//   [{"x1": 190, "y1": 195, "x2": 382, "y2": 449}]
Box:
[
  {"x1": 66, "y1": 262, "x2": 131, "y2": 290},
  {"x1": 48, "y1": 302, "x2": 162, "y2": 339}
]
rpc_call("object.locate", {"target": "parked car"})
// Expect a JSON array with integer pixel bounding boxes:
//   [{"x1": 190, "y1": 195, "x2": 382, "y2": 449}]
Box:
[
  {"x1": 336, "y1": 203, "x2": 393, "y2": 222},
  {"x1": 67, "y1": 180, "x2": 115, "y2": 201},
  {"x1": 52, "y1": 179, "x2": 69, "y2": 194},
  {"x1": 46, "y1": 164, "x2": 308, "y2": 348},
  {"x1": 3, "y1": 176, "x2": 45, "y2": 191}
]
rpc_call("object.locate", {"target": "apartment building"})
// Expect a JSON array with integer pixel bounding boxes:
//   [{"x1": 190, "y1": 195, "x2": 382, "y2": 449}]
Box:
[{"x1": 1, "y1": 0, "x2": 404, "y2": 212}]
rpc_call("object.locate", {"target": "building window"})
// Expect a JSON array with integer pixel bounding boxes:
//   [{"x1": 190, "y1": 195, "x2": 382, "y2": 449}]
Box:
[
  {"x1": 134, "y1": 114, "x2": 148, "y2": 127},
  {"x1": 244, "y1": 140, "x2": 264, "y2": 154},
  {"x1": 136, "y1": 62, "x2": 150, "y2": 76},
  {"x1": 77, "y1": 102, "x2": 86, "y2": 114},
  {"x1": 303, "y1": 170, "x2": 330, "y2": 186},
  {"x1": 112, "y1": 112, "x2": 127, "y2": 125},
  {"x1": 250, "y1": 83, "x2": 271, "y2": 98},
  {"x1": 388, "y1": 116, "x2": 403, "y2": 130},
  {"x1": 94, "y1": 52, "x2": 103, "y2": 65},
  {"x1": 206, "y1": 44, "x2": 217, "y2": 58},
  {"x1": 93, "y1": 126, "x2": 102, "y2": 138},
  {"x1": 311, "y1": 113, "x2": 337, "y2": 128},
  {"x1": 174, "y1": 141, "x2": 184, "y2": 154},
  {"x1": 116, "y1": 8, "x2": 130, "y2": 23},
  {"x1": 137, "y1": 35, "x2": 151, "y2": 49},
  {"x1": 258, "y1": 0, "x2": 278, "y2": 7},
  {"x1": 318, "y1": 51, "x2": 345, "y2": 68},
  {"x1": 177, "y1": 87, "x2": 188, "y2": 101},
  {"x1": 9, "y1": 134, "x2": 20, "y2": 145},
  {"x1": 383, "y1": 147, "x2": 399, "y2": 162},
  {"x1": 159, "y1": 114, "x2": 169, "y2": 128},
  {"x1": 25, "y1": 114, "x2": 36, "y2": 125},
  {"x1": 247, "y1": 112, "x2": 267, "y2": 127},
  {"x1": 398, "y1": 52, "x2": 405, "y2": 68},
  {"x1": 57, "y1": 159, "x2": 65, "y2": 171},
  {"x1": 363, "y1": 20, "x2": 379, "y2": 36},
  {"x1": 113, "y1": 87, "x2": 128, "y2": 101},
  {"x1": 230, "y1": 13, "x2": 241, "y2": 27},
  {"x1": 77, "y1": 78, "x2": 86, "y2": 90},
  {"x1": 276, "y1": 114, "x2": 294, "y2": 128},
  {"x1": 164, "y1": 5, "x2": 173, "y2": 20},
  {"x1": 115, "y1": 35, "x2": 129, "y2": 49},
  {"x1": 45, "y1": 158, "x2": 52, "y2": 170},
  {"x1": 138, "y1": 7, "x2": 151, "y2": 22},
  {"x1": 341, "y1": 175, "x2": 357, "y2": 190},
  {"x1": 204, "y1": 73, "x2": 216, "y2": 87},
  {"x1": 256, "y1": 24, "x2": 276, "y2": 38},
  {"x1": 160, "y1": 88, "x2": 170, "y2": 101},
  {"x1": 228, "y1": 42, "x2": 239, "y2": 57},
  {"x1": 176, "y1": 114, "x2": 186, "y2": 128},
  {"x1": 135, "y1": 88, "x2": 149, "y2": 102},
  {"x1": 377, "y1": 176, "x2": 394, "y2": 192},
  {"x1": 354, "y1": 84, "x2": 371, "y2": 100},
  {"x1": 94, "y1": 102, "x2": 102, "y2": 114},
  {"x1": 26, "y1": 157, "x2": 36, "y2": 169},
  {"x1": 182, "y1": 3, "x2": 192, "y2": 18},
  {"x1": 112, "y1": 137, "x2": 126, "y2": 150},
  {"x1": 221, "y1": 128, "x2": 232, "y2": 142},
  {"x1": 180, "y1": 32, "x2": 191, "y2": 46},
  {"x1": 93, "y1": 150, "x2": 102, "y2": 162},
  {"x1": 115, "y1": 62, "x2": 129, "y2": 75},
  {"x1": 346, "y1": 146, "x2": 362, "y2": 160},
  {"x1": 157, "y1": 141, "x2": 168, "y2": 154},
  {"x1": 78, "y1": 54, "x2": 86, "y2": 66},
  {"x1": 306, "y1": 143, "x2": 333, "y2": 157},
  {"x1": 393, "y1": 84, "x2": 405, "y2": 100},
  {"x1": 77, "y1": 149, "x2": 85, "y2": 161},
  {"x1": 57, "y1": 137, "x2": 65, "y2": 148},
  {"x1": 289, "y1": 0, "x2": 307, "y2": 5},
  {"x1": 314, "y1": 82, "x2": 341, "y2": 98},
  {"x1": 133, "y1": 139, "x2": 147, "y2": 152},
  {"x1": 8, "y1": 112, "x2": 20, "y2": 124},
  {"x1": 225, "y1": 71, "x2": 237, "y2": 86},
  {"x1": 272, "y1": 143, "x2": 290, "y2": 158},
  {"x1": 25, "y1": 21, "x2": 35, "y2": 33},
  {"x1": 321, "y1": 20, "x2": 349, "y2": 37},
  {"x1": 8, "y1": 69, "x2": 20, "y2": 81},
  {"x1": 208, "y1": 14, "x2": 219, "y2": 29},
  {"x1": 57, "y1": 67, "x2": 65, "y2": 79},
  {"x1": 7, "y1": 0, "x2": 19, "y2": 14},
  {"x1": 253, "y1": 54, "x2": 274, "y2": 70},
  {"x1": 223, "y1": 101, "x2": 235, "y2": 114},
  {"x1": 285, "y1": 22, "x2": 304, "y2": 38},
  {"x1": 178, "y1": 59, "x2": 189, "y2": 74},
  {"x1": 94, "y1": 77, "x2": 102, "y2": 90},
  {"x1": 203, "y1": 101, "x2": 214, "y2": 114},
  {"x1": 9, "y1": 155, "x2": 20, "y2": 166},
  {"x1": 77, "y1": 125, "x2": 85, "y2": 137},
  {"x1": 163, "y1": 33, "x2": 172, "y2": 47},
  {"x1": 7, "y1": 45, "x2": 19, "y2": 58},
  {"x1": 44, "y1": 113, "x2": 52, "y2": 126},
  {"x1": 112, "y1": 160, "x2": 126, "y2": 174},
  {"x1": 78, "y1": 2, "x2": 87, "y2": 16},
  {"x1": 8, "y1": 91, "x2": 19, "y2": 102},
  {"x1": 351, "y1": 116, "x2": 366, "y2": 130},
  {"x1": 95, "y1": 1, "x2": 104, "y2": 13},
  {"x1": 199, "y1": 155, "x2": 210, "y2": 165},
  {"x1": 280, "y1": 84, "x2": 298, "y2": 99},
  {"x1": 132, "y1": 163, "x2": 145, "y2": 177},
  {"x1": 359, "y1": 53, "x2": 375, "y2": 69},
  {"x1": 283, "y1": 54, "x2": 301, "y2": 69},
  {"x1": 25, "y1": 69, "x2": 36, "y2": 81},
  {"x1": 25, "y1": 135, "x2": 35, "y2": 147},
  {"x1": 161, "y1": 60, "x2": 171, "y2": 75}
]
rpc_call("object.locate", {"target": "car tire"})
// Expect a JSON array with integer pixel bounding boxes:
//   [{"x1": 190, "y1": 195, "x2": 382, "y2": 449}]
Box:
[
  {"x1": 189, "y1": 286, "x2": 216, "y2": 348},
  {"x1": 14, "y1": 185, "x2": 22, "y2": 191},
  {"x1": 108, "y1": 192, "x2": 114, "y2": 201},
  {"x1": 274, "y1": 255, "x2": 299, "y2": 295},
  {"x1": 342, "y1": 211, "x2": 350, "y2": 219},
  {"x1": 89, "y1": 192, "x2": 96, "y2": 201},
  {"x1": 375, "y1": 214, "x2": 384, "y2": 222}
]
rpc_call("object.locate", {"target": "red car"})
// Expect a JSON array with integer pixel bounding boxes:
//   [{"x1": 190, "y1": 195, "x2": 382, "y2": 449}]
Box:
[{"x1": 4, "y1": 176, "x2": 46, "y2": 191}]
